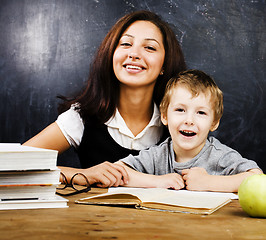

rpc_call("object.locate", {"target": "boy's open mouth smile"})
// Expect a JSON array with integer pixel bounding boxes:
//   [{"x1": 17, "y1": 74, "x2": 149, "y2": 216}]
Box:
[{"x1": 180, "y1": 130, "x2": 196, "y2": 137}]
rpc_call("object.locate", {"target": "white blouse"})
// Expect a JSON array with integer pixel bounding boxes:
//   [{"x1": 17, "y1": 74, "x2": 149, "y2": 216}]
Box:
[{"x1": 56, "y1": 103, "x2": 164, "y2": 151}]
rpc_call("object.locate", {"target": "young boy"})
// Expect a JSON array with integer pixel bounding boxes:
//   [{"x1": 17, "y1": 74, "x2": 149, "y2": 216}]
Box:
[{"x1": 116, "y1": 70, "x2": 263, "y2": 192}]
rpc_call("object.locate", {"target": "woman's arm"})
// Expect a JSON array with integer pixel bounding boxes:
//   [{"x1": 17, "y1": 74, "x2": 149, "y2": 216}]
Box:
[
  {"x1": 116, "y1": 161, "x2": 185, "y2": 189},
  {"x1": 23, "y1": 122, "x2": 70, "y2": 154},
  {"x1": 23, "y1": 122, "x2": 129, "y2": 187},
  {"x1": 182, "y1": 167, "x2": 263, "y2": 193}
]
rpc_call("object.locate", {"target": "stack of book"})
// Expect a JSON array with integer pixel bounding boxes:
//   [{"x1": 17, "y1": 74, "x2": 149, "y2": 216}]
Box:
[{"x1": 0, "y1": 143, "x2": 68, "y2": 210}]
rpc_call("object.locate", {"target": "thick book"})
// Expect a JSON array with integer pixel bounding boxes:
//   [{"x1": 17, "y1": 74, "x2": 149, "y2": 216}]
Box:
[
  {"x1": 76, "y1": 187, "x2": 237, "y2": 215},
  {"x1": 0, "y1": 184, "x2": 58, "y2": 201},
  {"x1": 0, "y1": 195, "x2": 68, "y2": 210},
  {"x1": 0, "y1": 168, "x2": 61, "y2": 185},
  {"x1": 0, "y1": 143, "x2": 58, "y2": 171}
]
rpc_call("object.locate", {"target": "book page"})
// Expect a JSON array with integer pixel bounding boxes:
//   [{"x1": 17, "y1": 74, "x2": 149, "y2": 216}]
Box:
[
  {"x1": 107, "y1": 187, "x2": 167, "y2": 202},
  {"x1": 108, "y1": 187, "x2": 238, "y2": 199},
  {"x1": 142, "y1": 190, "x2": 229, "y2": 209}
]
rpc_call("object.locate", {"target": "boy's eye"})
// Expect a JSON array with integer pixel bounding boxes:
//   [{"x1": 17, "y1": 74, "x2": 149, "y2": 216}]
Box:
[
  {"x1": 198, "y1": 111, "x2": 206, "y2": 115},
  {"x1": 175, "y1": 108, "x2": 184, "y2": 112}
]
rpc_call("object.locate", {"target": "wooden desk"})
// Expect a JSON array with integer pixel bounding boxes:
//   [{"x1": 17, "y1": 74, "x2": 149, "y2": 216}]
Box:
[{"x1": 0, "y1": 188, "x2": 265, "y2": 240}]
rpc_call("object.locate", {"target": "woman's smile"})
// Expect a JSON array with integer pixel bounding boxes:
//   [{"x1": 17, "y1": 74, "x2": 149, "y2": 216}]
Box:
[{"x1": 123, "y1": 63, "x2": 146, "y2": 73}]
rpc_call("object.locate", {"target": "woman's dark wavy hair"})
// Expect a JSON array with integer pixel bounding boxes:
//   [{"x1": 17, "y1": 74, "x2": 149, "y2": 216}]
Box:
[{"x1": 58, "y1": 10, "x2": 186, "y2": 124}]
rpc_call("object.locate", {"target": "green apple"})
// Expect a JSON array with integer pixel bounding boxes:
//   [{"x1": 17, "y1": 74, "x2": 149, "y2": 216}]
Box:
[{"x1": 238, "y1": 174, "x2": 266, "y2": 218}]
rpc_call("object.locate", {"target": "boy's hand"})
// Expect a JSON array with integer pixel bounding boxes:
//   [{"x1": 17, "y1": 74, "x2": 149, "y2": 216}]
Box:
[
  {"x1": 155, "y1": 173, "x2": 185, "y2": 190},
  {"x1": 182, "y1": 167, "x2": 211, "y2": 191}
]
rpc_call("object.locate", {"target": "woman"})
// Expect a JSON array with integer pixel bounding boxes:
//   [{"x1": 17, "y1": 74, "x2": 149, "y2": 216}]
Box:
[{"x1": 23, "y1": 10, "x2": 186, "y2": 187}]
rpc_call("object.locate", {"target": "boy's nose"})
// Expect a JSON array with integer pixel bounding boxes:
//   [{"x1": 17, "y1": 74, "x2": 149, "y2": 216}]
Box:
[
  {"x1": 185, "y1": 120, "x2": 194, "y2": 126},
  {"x1": 184, "y1": 115, "x2": 194, "y2": 125}
]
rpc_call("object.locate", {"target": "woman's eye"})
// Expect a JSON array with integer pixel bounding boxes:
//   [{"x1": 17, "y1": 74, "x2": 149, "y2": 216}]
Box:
[
  {"x1": 145, "y1": 46, "x2": 156, "y2": 51},
  {"x1": 120, "y1": 42, "x2": 131, "y2": 47},
  {"x1": 176, "y1": 108, "x2": 184, "y2": 112}
]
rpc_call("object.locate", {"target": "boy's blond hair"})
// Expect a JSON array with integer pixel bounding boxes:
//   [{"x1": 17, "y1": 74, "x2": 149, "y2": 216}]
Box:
[{"x1": 160, "y1": 69, "x2": 224, "y2": 125}]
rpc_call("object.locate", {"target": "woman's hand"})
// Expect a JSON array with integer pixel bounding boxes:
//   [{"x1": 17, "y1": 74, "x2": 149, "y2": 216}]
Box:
[
  {"x1": 85, "y1": 161, "x2": 129, "y2": 187},
  {"x1": 59, "y1": 162, "x2": 129, "y2": 188}
]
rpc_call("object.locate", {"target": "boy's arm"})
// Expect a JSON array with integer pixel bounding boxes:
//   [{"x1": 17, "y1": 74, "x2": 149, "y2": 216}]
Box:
[
  {"x1": 115, "y1": 161, "x2": 185, "y2": 190},
  {"x1": 182, "y1": 167, "x2": 263, "y2": 193}
]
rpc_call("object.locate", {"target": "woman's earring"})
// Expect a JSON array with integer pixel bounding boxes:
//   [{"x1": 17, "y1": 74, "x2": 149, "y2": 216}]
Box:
[{"x1": 160, "y1": 70, "x2": 164, "y2": 75}]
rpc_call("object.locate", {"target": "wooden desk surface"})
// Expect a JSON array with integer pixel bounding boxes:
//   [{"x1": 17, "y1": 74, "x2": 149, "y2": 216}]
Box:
[{"x1": 0, "y1": 188, "x2": 265, "y2": 240}]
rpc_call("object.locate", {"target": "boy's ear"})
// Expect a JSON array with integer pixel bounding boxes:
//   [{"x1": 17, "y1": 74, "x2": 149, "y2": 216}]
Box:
[
  {"x1": 210, "y1": 120, "x2": 220, "y2": 132},
  {"x1": 161, "y1": 113, "x2": 168, "y2": 126}
]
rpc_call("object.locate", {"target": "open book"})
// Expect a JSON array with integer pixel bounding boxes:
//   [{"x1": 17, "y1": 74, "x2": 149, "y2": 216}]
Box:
[{"x1": 76, "y1": 187, "x2": 237, "y2": 215}]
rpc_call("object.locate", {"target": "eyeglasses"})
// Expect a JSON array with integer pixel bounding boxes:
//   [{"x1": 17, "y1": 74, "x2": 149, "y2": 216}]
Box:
[{"x1": 56, "y1": 172, "x2": 91, "y2": 196}]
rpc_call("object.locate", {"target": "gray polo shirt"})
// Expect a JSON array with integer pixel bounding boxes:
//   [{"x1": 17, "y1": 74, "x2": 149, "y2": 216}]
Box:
[{"x1": 121, "y1": 137, "x2": 260, "y2": 175}]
